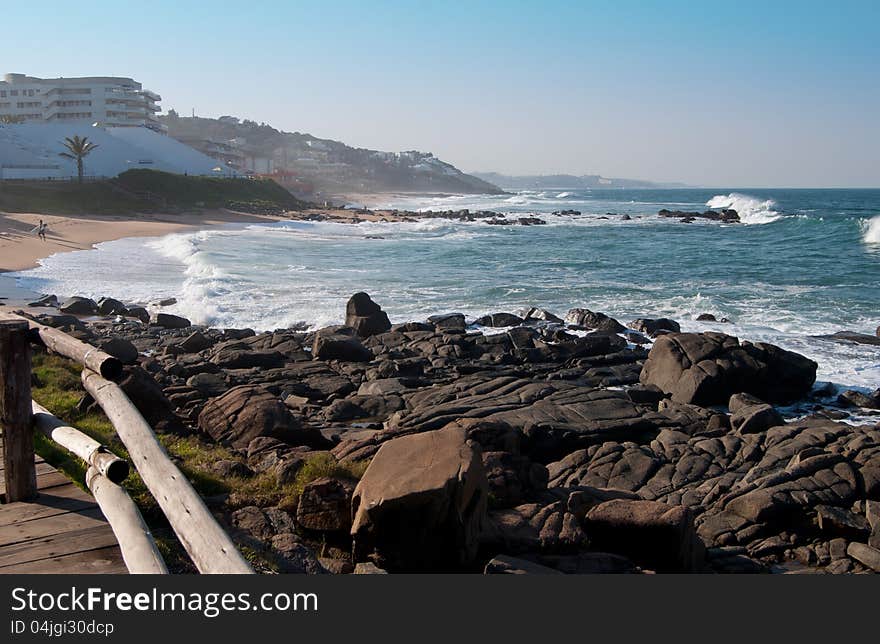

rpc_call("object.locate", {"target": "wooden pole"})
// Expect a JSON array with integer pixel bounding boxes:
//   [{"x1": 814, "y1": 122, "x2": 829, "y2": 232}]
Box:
[
  {"x1": 0, "y1": 312, "x2": 123, "y2": 381},
  {"x1": 31, "y1": 401, "x2": 129, "y2": 484},
  {"x1": 82, "y1": 369, "x2": 254, "y2": 574},
  {"x1": 86, "y1": 467, "x2": 168, "y2": 575},
  {"x1": 0, "y1": 320, "x2": 37, "y2": 502}
]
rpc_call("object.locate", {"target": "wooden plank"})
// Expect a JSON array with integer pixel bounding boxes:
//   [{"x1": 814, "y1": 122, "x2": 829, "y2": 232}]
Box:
[
  {"x1": 0, "y1": 506, "x2": 107, "y2": 545},
  {"x1": 1, "y1": 469, "x2": 76, "y2": 495},
  {"x1": 0, "y1": 546, "x2": 126, "y2": 574},
  {"x1": 0, "y1": 486, "x2": 97, "y2": 524},
  {"x1": 0, "y1": 524, "x2": 120, "y2": 567},
  {"x1": 0, "y1": 320, "x2": 36, "y2": 501}
]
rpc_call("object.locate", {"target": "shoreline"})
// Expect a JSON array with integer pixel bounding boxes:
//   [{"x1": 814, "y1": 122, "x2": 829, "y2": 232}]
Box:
[{"x1": 12, "y1": 291, "x2": 879, "y2": 575}]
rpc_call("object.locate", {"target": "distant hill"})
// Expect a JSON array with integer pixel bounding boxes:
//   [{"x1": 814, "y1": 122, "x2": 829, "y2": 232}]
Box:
[
  {"x1": 471, "y1": 172, "x2": 687, "y2": 190},
  {"x1": 159, "y1": 113, "x2": 504, "y2": 196}
]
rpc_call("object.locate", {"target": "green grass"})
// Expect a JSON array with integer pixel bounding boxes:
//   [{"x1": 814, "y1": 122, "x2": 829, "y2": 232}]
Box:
[
  {"x1": 29, "y1": 350, "x2": 369, "y2": 572},
  {"x1": 0, "y1": 169, "x2": 310, "y2": 215}
]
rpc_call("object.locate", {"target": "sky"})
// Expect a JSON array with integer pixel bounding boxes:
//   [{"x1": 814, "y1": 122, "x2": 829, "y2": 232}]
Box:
[{"x1": 2, "y1": 0, "x2": 879, "y2": 187}]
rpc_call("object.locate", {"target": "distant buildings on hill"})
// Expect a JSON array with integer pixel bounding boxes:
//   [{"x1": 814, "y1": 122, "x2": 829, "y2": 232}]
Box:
[
  {"x1": 0, "y1": 123, "x2": 235, "y2": 180},
  {"x1": 0, "y1": 74, "x2": 163, "y2": 132}
]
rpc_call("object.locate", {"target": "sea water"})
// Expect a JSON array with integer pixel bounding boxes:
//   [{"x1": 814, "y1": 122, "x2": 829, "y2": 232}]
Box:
[{"x1": 12, "y1": 188, "x2": 880, "y2": 391}]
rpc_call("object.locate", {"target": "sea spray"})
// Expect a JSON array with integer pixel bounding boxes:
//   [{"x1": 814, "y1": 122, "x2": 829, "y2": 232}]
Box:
[
  {"x1": 706, "y1": 193, "x2": 781, "y2": 224},
  {"x1": 863, "y1": 215, "x2": 880, "y2": 244}
]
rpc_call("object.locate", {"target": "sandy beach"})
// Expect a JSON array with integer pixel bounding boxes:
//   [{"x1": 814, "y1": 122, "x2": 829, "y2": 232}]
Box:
[{"x1": 0, "y1": 209, "x2": 293, "y2": 274}]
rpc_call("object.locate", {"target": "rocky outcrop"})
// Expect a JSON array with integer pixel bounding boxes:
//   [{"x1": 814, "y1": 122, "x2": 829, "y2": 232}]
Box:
[
  {"x1": 565, "y1": 309, "x2": 625, "y2": 332},
  {"x1": 198, "y1": 385, "x2": 317, "y2": 449},
  {"x1": 640, "y1": 332, "x2": 817, "y2": 405},
  {"x1": 152, "y1": 313, "x2": 191, "y2": 329},
  {"x1": 59, "y1": 296, "x2": 97, "y2": 315},
  {"x1": 345, "y1": 292, "x2": 391, "y2": 337},
  {"x1": 629, "y1": 318, "x2": 681, "y2": 337},
  {"x1": 351, "y1": 427, "x2": 488, "y2": 570},
  {"x1": 584, "y1": 499, "x2": 705, "y2": 571},
  {"x1": 312, "y1": 328, "x2": 373, "y2": 362}
]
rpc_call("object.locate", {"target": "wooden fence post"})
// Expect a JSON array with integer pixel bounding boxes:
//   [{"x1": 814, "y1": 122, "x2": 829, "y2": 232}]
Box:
[{"x1": 0, "y1": 320, "x2": 36, "y2": 502}]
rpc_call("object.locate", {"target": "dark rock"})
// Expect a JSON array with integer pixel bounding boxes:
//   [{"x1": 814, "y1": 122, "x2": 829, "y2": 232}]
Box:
[
  {"x1": 125, "y1": 306, "x2": 150, "y2": 323},
  {"x1": 345, "y1": 292, "x2": 391, "y2": 338},
  {"x1": 482, "y1": 451, "x2": 548, "y2": 507},
  {"x1": 312, "y1": 330, "x2": 373, "y2": 362},
  {"x1": 186, "y1": 372, "x2": 227, "y2": 396},
  {"x1": 486, "y1": 499, "x2": 588, "y2": 554},
  {"x1": 179, "y1": 330, "x2": 214, "y2": 353},
  {"x1": 59, "y1": 296, "x2": 97, "y2": 315},
  {"x1": 97, "y1": 338, "x2": 139, "y2": 364},
  {"x1": 271, "y1": 533, "x2": 325, "y2": 574},
  {"x1": 815, "y1": 331, "x2": 880, "y2": 346},
  {"x1": 28, "y1": 294, "x2": 58, "y2": 308},
  {"x1": 519, "y1": 307, "x2": 564, "y2": 324},
  {"x1": 837, "y1": 389, "x2": 880, "y2": 410},
  {"x1": 210, "y1": 459, "x2": 253, "y2": 478},
  {"x1": 198, "y1": 385, "x2": 314, "y2": 449},
  {"x1": 565, "y1": 308, "x2": 625, "y2": 332},
  {"x1": 696, "y1": 313, "x2": 717, "y2": 321},
  {"x1": 629, "y1": 318, "x2": 681, "y2": 337},
  {"x1": 210, "y1": 343, "x2": 284, "y2": 369},
  {"x1": 640, "y1": 332, "x2": 817, "y2": 405},
  {"x1": 351, "y1": 426, "x2": 488, "y2": 570},
  {"x1": 427, "y1": 313, "x2": 467, "y2": 333},
  {"x1": 846, "y1": 542, "x2": 880, "y2": 572},
  {"x1": 585, "y1": 499, "x2": 705, "y2": 571},
  {"x1": 815, "y1": 504, "x2": 870, "y2": 539},
  {"x1": 152, "y1": 313, "x2": 191, "y2": 329},
  {"x1": 97, "y1": 297, "x2": 125, "y2": 316},
  {"x1": 33, "y1": 313, "x2": 87, "y2": 332},
  {"x1": 118, "y1": 366, "x2": 186, "y2": 434},
  {"x1": 729, "y1": 394, "x2": 785, "y2": 434},
  {"x1": 475, "y1": 312, "x2": 525, "y2": 327},
  {"x1": 296, "y1": 476, "x2": 356, "y2": 532}
]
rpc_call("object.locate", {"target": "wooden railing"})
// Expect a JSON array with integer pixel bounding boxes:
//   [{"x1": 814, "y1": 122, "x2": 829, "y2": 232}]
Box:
[{"x1": 0, "y1": 314, "x2": 253, "y2": 574}]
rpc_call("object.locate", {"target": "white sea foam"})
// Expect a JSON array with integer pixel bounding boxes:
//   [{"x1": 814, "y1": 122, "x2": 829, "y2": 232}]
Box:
[
  {"x1": 706, "y1": 193, "x2": 781, "y2": 224},
  {"x1": 862, "y1": 215, "x2": 880, "y2": 244}
]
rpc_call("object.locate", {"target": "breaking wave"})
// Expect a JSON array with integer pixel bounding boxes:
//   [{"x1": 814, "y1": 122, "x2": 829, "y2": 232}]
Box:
[
  {"x1": 862, "y1": 215, "x2": 880, "y2": 244},
  {"x1": 706, "y1": 193, "x2": 781, "y2": 224}
]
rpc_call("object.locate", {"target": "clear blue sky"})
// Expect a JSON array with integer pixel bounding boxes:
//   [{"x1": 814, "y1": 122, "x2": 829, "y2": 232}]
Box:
[{"x1": 3, "y1": 0, "x2": 878, "y2": 186}]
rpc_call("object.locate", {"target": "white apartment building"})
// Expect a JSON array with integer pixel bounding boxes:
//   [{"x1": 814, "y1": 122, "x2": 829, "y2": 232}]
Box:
[{"x1": 0, "y1": 73, "x2": 163, "y2": 132}]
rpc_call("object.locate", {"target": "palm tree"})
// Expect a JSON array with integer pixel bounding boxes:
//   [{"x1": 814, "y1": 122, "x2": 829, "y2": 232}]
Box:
[{"x1": 59, "y1": 135, "x2": 99, "y2": 184}]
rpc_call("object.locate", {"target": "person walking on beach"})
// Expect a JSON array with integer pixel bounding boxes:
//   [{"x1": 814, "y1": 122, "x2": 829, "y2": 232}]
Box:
[{"x1": 38, "y1": 220, "x2": 47, "y2": 241}]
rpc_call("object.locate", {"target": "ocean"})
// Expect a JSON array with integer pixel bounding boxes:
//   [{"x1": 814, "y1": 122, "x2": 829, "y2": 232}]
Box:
[{"x1": 11, "y1": 188, "x2": 880, "y2": 392}]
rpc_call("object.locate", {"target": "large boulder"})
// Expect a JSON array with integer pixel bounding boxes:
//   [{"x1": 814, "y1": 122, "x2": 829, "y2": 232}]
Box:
[
  {"x1": 312, "y1": 329, "x2": 373, "y2": 362},
  {"x1": 118, "y1": 366, "x2": 186, "y2": 435},
  {"x1": 584, "y1": 499, "x2": 705, "y2": 571},
  {"x1": 351, "y1": 426, "x2": 488, "y2": 570},
  {"x1": 152, "y1": 313, "x2": 191, "y2": 329},
  {"x1": 98, "y1": 338, "x2": 139, "y2": 364},
  {"x1": 628, "y1": 318, "x2": 681, "y2": 337},
  {"x1": 345, "y1": 292, "x2": 391, "y2": 338},
  {"x1": 475, "y1": 312, "x2": 525, "y2": 328},
  {"x1": 198, "y1": 385, "x2": 317, "y2": 449},
  {"x1": 639, "y1": 332, "x2": 817, "y2": 405},
  {"x1": 565, "y1": 308, "x2": 625, "y2": 333},
  {"x1": 59, "y1": 296, "x2": 97, "y2": 315},
  {"x1": 97, "y1": 297, "x2": 126, "y2": 316}
]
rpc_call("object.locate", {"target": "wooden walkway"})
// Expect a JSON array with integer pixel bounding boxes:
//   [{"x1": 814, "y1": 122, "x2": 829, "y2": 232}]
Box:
[{"x1": 0, "y1": 438, "x2": 126, "y2": 574}]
